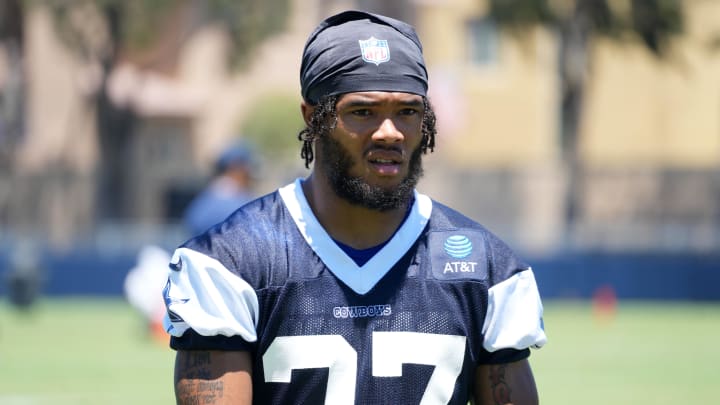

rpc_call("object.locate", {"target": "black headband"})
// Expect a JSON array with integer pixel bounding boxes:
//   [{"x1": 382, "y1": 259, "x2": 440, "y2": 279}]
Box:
[{"x1": 300, "y1": 10, "x2": 428, "y2": 105}]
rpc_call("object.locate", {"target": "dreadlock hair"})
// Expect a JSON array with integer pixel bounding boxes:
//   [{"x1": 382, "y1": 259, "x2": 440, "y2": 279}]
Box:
[
  {"x1": 298, "y1": 95, "x2": 338, "y2": 168},
  {"x1": 297, "y1": 95, "x2": 438, "y2": 169}
]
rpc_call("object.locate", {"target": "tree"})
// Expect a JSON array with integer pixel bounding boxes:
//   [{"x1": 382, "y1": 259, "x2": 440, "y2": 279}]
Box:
[
  {"x1": 0, "y1": 0, "x2": 24, "y2": 166},
  {"x1": 35, "y1": 0, "x2": 290, "y2": 219},
  {"x1": 487, "y1": 0, "x2": 684, "y2": 227}
]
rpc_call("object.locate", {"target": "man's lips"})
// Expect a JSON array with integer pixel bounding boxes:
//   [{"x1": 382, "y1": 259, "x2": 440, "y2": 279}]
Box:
[
  {"x1": 366, "y1": 148, "x2": 404, "y2": 175},
  {"x1": 366, "y1": 148, "x2": 403, "y2": 164}
]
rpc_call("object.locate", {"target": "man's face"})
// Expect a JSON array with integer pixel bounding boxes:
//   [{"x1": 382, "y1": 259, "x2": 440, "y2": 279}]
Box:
[{"x1": 315, "y1": 91, "x2": 425, "y2": 211}]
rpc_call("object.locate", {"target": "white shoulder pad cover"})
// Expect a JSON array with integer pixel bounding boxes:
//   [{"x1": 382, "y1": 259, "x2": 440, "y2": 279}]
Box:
[
  {"x1": 162, "y1": 247, "x2": 259, "y2": 341},
  {"x1": 482, "y1": 269, "x2": 547, "y2": 352}
]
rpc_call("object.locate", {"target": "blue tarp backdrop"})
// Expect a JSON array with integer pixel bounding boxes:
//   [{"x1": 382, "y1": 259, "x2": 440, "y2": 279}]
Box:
[
  {"x1": 1, "y1": 248, "x2": 719, "y2": 300},
  {"x1": 530, "y1": 252, "x2": 720, "y2": 301}
]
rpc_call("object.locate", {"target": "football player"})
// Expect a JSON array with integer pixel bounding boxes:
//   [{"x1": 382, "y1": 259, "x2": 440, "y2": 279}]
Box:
[{"x1": 163, "y1": 10, "x2": 546, "y2": 404}]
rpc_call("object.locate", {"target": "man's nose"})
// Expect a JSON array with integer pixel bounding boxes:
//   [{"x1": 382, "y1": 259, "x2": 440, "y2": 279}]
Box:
[{"x1": 372, "y1": 118, "x2": 404, "y2": 143}]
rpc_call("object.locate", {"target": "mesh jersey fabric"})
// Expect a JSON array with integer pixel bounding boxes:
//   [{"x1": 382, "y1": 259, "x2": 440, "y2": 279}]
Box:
[{"x1": 164, "y1": 179, "x2": 545, "y2": 404}]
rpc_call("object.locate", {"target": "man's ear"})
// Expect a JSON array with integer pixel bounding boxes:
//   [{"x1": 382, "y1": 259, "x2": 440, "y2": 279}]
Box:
[{"x1": 301, "y1": 101, "x2": 315, "y2": 126}]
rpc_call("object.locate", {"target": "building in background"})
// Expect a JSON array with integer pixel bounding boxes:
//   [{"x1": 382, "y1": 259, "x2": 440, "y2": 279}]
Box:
[
  {"x1": 415, "y1": 0, "x2": 720, "y2": 253},
  {"x1": 0, "y1": 0, "x2": 718, "y2": 257}
]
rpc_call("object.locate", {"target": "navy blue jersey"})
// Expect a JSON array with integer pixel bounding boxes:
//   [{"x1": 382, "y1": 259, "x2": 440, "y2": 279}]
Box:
[{"x1": 163, "y1": 179, "x2": 546, "y2": 405}]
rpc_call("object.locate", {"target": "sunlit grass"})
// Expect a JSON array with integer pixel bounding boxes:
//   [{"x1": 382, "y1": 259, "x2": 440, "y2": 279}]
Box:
[
  {"x1": 0, "y1": 298, "x2": 175, "y2": 405},
  {"x1": 532, "y1": 301, "x2": 720, "y2": 404},
  {"x1": 1, "y1": 298, "x2": 718, "y2": 404}
]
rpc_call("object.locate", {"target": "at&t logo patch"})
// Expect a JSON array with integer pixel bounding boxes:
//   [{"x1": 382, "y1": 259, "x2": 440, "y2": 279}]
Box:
[
  {"x1": 444, "y1": 235, "x2": 473, "y2": 258},
  {"x1": 442, "y1": 235, "x2": 478, "y2": 275},
  {"x1": 430, "y1": 231, "x2": 487, "y2": 279}
]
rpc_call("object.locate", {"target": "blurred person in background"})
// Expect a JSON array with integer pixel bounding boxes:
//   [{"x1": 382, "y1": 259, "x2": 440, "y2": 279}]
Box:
[
  {"x1": 6, "y1": 242, "x2": 44, "y2": 310},
  {"x1": 124, "y1": 244, "x2": 171, "y2": 343},
  {"x1": 163, "y1": 10, "x2": 546, "y2": 405},
  {"x1": 183, "y1": 140, "x2": 258, "y2": 237},
  {"x1": 124, "y1": 141, "x2": 258, "y2": 343}
]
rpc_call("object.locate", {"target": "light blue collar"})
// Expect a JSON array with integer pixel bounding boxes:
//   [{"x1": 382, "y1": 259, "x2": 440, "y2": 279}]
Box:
[{"x1": 279, "y1": 178, "x2": 432, "y2": 295}]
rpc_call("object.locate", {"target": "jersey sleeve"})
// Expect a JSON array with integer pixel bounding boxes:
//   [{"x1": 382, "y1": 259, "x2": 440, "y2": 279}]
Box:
[
  {"x1": 162, "y1": 247, "x2": 259, "y2": 349},
  {"x1": 481, "y1": 268, "x2": 546, "y2": 353}
]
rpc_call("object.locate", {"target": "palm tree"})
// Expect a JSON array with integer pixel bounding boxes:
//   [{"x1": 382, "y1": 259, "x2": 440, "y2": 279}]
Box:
[
  {"x1": 488, "y1": 0, "x2": 684, "y2": 229},
  {"x1": 40, "y1": 0, "x2": 290, "y2": 219},
  {"x1": 0, "y1": 0, "x2": 24, "y2": 165}
]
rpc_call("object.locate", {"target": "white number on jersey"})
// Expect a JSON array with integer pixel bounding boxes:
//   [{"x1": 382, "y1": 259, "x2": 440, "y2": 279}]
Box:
[
  {"x1": 262, "y1": 332, "x2": 467, "y2": 405},
  {"x1": 263, "y1": 335, "x2": 357, "y2": 404}
]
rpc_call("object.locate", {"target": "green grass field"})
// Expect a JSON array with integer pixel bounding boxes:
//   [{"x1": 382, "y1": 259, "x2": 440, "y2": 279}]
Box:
[{"x1": 1, "y1": 298, "x2": 718, "y2": 404}]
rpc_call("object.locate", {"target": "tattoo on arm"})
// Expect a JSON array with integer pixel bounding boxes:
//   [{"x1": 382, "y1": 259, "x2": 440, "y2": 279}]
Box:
[
  {"x1": 488, "y1": 364, "x2": 512, "y2": 404},
  {"x1": 176, "y1": 380, "x2": 224, "y2": 405},
  {"x1": 180, "y1": 352, "x2": 212, "y2": 379},
  {"x1": 176, "y1": 352, "x2": 225, "y2": 404}
]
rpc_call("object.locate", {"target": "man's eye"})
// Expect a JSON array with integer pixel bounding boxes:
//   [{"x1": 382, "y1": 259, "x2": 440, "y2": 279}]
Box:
[
  {"x1": 400, "y1": 108, "x2": 419, "y2": 116},
  {"x1": 351, "y1": 109, "x2": 372, "y2": 117}
]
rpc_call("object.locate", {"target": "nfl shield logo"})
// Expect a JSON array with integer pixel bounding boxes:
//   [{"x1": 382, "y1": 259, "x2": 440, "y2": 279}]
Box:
[{"x1": 358, "y1": 37, "x2": 390, "y2": 66}]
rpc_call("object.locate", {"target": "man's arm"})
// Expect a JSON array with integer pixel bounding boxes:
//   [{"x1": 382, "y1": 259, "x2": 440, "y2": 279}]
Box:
[
  {"x1": 174, "y1": 350, "x2": 252, "y2": 405},
  {"x1": 473, "y1": 358, "x2": 538, "y2": 405}
]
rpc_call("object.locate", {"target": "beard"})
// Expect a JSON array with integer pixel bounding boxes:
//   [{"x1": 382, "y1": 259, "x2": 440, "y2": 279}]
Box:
[{"x1": 316, "y1": 134, "x2": 424, "y2": 212}]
